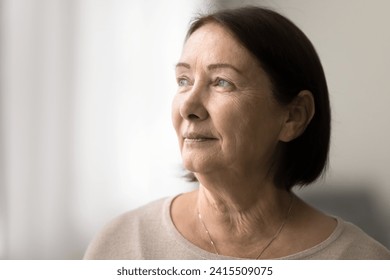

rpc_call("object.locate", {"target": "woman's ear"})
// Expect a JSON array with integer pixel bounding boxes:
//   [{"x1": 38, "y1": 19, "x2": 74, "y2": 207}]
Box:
[{"x1": 279, "y1": 90, "x2": 315, "y2": 142}]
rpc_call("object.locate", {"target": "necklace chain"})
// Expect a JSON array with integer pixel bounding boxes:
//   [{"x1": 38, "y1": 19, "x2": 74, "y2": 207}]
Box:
[
  {"x1": 197, "y1": 194, "x2": 294, "y2": 259},
  {"x1": 197, "y1": 212, "x2": 219, "y2": 255}
]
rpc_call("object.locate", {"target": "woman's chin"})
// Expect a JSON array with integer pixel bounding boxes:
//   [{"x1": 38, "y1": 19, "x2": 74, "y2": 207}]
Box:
[{"x1": 182, "y1": 158, "x2": 217, "y2": 175}]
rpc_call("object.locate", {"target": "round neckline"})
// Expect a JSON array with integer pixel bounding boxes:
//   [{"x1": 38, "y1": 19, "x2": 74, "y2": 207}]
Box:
[{"x1": 164, "y1": 195, "x2": 344, "y2": 260}]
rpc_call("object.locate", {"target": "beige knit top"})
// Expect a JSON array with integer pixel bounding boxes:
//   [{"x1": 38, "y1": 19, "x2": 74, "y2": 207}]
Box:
[{"x1": 84, "y1": 196, "x2": 390, "y2": 260}]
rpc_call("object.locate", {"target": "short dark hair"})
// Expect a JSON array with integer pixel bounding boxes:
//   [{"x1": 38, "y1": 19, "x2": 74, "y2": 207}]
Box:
[{"x1": 184, "y1": 6, "x2": 331, "y2": 190}]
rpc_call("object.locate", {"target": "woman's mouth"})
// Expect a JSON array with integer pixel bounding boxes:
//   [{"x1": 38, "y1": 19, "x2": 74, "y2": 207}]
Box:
[
  {"x1": 183, "y1": 133, "x2": 217, "y2": 142},
  {"x1": 184, "y1": 137, "x2": 215, "y2": 142}
]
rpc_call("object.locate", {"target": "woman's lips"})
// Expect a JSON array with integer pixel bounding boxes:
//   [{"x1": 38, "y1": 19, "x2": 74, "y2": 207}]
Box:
[
  {"x1": 183, "y1": 133, "x2": 217, "y2": 142},
  {"x1": 184, "y1": 138, "x2": 215, "y2": 142}
]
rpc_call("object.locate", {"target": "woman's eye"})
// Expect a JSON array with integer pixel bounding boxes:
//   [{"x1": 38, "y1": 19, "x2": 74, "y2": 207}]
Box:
[
  {"x1": 177, "y1": 78, "x2": 189, "y2": 87},
  {"x1": 215, "y1": 78, "x2": 233, "y2": 89}
]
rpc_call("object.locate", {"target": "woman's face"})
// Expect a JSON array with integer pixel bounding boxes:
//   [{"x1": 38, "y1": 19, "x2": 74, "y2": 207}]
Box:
[{"x1": 172, "y1": 23, "x2": 288, "y2": 178}]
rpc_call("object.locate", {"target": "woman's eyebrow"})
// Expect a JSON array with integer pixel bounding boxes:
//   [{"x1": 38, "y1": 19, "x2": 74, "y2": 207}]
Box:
[
  {"x1": 175, "y1": 62, "x2": 190, "y2": 69},
  {"x1": 175, "y1": 62, "x2": 242, "y2": 73},
  {"x1": 207, "y1": 63, "x2": 242, "y2": 74}
]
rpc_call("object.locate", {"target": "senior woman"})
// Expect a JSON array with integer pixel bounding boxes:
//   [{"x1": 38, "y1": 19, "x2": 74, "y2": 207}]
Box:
[{"x1": 84, "y1": 6, "x2": 390, "y2": 259}]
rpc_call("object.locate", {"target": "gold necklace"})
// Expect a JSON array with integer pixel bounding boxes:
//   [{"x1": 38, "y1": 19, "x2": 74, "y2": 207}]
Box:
[
  {"x1": 197, "y1": 194, "x2": 294, "y2": 259},
  {"x1": 197, "y1": 211, "x2": 219, "y2": 255}
]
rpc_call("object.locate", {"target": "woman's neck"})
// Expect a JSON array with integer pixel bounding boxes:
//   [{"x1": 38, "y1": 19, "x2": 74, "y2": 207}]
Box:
[
  {"x1": 171, "y1": 172, "x2": 335, "y2": 259},
  {"x1": 194, "y1": 172, "x2": 293, "y2": 256}
]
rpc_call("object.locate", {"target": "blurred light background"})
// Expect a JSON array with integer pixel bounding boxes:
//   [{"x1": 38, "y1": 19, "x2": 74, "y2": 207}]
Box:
[{"x1": 0, "y1": 0, "x2": 389, "y2": 259}]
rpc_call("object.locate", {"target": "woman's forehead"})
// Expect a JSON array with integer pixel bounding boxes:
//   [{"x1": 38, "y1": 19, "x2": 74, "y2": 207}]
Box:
[{"x1": 180, "y1": 23, "x2": 255, "y2": 70}]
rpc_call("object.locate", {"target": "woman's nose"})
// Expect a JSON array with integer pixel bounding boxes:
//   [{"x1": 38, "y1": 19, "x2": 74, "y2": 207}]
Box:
[{"x1": 179, "y1": 85, "x2": 209, "y2": 121}]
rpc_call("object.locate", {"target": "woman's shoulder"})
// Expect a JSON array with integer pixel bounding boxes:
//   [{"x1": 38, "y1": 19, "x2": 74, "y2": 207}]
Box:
[
  {"x1": 288, "y1": 217, "x2": 390, "y2": 260},
  {"x1": 98, "y1": 196, "x2": 170, "y2": 234},
  {"x1": 333, "y1": 218, "x2": 390, "y2": 259},
  {"x1": 83, "y1": 196, "x2": 173, "y2": 259},
  {"x1": 112, "y1": 197, "x2": 170, "y2": 224}
]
